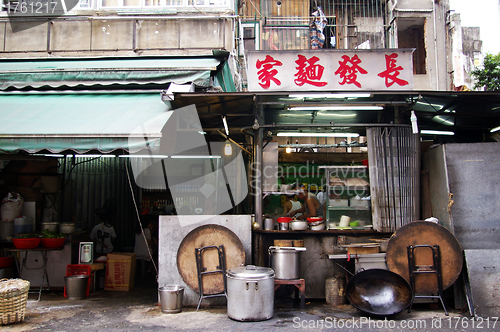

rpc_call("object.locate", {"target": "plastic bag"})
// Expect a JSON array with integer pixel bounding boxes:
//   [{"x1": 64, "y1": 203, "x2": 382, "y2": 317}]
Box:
[{"x1": 1, "y1": 192, "x2": 24, "y2": 222}]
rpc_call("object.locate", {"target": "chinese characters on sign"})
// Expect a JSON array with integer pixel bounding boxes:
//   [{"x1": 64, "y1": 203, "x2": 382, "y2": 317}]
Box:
[
  {"x1": 335, "y1": 54, "x2": 368, "y2": 88},
  {"x1": 256, "y1": 55, "x2": 282, "y2": 89},
  {"x1": 247, "y1": 50, "x2": 414, "y2": 92},
  {"x1": 294, "y1": 55, "x2": 327, "y2": 87},
  {"x1": 377, "y1": 53, "x2": 409, "y2": 87}
]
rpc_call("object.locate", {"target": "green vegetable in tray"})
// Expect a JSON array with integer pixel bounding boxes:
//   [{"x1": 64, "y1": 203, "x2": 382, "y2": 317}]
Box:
[
  {"x1": 14, "y1": 233, "x2": 39, "y2": 239},
  {"x1": 41, "y1": 229, "x2": 65, "y2": 238}
]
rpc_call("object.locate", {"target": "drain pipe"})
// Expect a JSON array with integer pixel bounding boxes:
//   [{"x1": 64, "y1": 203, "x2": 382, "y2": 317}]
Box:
[{"x1": 433, "y1": 0, "x2": 440, "y2": 90}]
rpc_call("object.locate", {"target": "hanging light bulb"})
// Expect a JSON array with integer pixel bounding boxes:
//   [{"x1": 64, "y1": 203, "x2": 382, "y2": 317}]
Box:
[
  {"x1": 224, "y1": 140, "x2": 233, "y2": 156},
  {"x1": 285, "y1": 141, "x2": 292, "y2": 154}
]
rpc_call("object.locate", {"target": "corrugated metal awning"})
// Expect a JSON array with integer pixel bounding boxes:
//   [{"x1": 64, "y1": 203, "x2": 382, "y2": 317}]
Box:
[
  {"x1": 0, "y1": 92, "x2": 172, "y2": 154},
  {"x1": 0, "y1": 57, "x2": 221, "y2": 90}
]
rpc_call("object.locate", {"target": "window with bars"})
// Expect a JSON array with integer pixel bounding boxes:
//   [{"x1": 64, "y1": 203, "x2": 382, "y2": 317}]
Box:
[{"x1": 241, "y1": 0, "x2": 388, "y2": 50}]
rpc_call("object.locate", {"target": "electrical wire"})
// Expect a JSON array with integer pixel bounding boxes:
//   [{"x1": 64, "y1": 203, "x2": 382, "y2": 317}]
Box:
[{"x1": 124, "y1": 160, "x2": 158, "y2": 278}]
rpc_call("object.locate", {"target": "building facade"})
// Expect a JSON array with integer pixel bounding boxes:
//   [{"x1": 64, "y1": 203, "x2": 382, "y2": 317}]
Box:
[
  {"x1": 2, "y1": 0, "x2": 456, "y2": 92},
  {"x1": 238, "y1": 0, "x2": 453, "y2": 91}
]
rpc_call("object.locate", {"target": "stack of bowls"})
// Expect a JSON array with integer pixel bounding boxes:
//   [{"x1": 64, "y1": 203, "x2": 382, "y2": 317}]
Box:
[{"x1": 307, "y1": 217, "x2": 325, "y2": 231}]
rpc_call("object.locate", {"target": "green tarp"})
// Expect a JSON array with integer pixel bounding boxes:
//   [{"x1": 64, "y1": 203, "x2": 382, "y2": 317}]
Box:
[{"x1": 0, "y1": 92, "x2": 171, "y2": 153}]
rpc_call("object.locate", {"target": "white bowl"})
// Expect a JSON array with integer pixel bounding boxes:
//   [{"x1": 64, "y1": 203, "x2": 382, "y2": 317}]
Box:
[
  {"x1": 310, "y1": 223, "x2": 326, "y2": 231},
  {"x1": 290, "y1": 220, "x2": 308, "y2": 231}
]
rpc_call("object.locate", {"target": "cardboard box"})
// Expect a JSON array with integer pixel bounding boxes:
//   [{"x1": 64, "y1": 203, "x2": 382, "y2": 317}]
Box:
[{"x1": 104, "y1": 253, "x2": 136, "y2": 291}]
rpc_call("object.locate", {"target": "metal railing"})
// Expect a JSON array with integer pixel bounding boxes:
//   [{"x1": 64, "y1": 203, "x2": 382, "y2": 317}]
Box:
[{"x1": 240, "y1": 0, "x2": 391, "y2": 50}]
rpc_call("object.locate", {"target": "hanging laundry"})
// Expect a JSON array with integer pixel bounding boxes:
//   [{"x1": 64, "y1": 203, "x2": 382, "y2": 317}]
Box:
[{"x1": 310, "y1": 6, "x2": 327, "y2": 49}]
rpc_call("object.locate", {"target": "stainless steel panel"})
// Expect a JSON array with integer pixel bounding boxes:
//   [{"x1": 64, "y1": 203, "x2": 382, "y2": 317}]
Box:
[
  {"x1": 442, "y1": 143, "x2": 500, "y2": 249},
  {"x1": 464, "y1": 249, "x2": 500, "y2": 318}
]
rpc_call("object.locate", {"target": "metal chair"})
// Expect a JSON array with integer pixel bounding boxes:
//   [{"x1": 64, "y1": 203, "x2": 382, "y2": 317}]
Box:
[
  {"x1": 195, "y1": 245, "x2": 227, "y2": 311},
  {"x1": 407, "y1": 244, "x2": 448, "y2": 315}
]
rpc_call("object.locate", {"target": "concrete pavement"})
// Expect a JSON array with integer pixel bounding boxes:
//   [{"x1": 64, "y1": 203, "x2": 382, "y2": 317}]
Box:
[{"x1": 2, "y1": 276, "x2": 498, "y2": 332}]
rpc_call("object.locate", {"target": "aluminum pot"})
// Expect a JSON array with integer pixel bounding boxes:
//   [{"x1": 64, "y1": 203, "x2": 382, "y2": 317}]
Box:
[
  {"x1": 290, "y1": 220, "x2": 308, "y2": 231},
  {"x1": 60, "y1": 223, "x2": 76, "y2": 234},
  {"x1": 264, "y1": 218, "x2": 274, "y2": 230},
  {"x1": 268, "y1": 246, "x2": 306, "y2": 279},
  {"x1": 226, "y1": 265, "x2": 275, "y2": 321},
  {"x1": 41, "y1": 222, "x2": 59, "y2": 233}
]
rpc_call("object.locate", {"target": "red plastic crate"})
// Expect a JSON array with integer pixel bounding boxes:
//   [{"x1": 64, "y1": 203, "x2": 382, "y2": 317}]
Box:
[{"x1": 64, "y1": 264, "x2": 91, "y2": 297}]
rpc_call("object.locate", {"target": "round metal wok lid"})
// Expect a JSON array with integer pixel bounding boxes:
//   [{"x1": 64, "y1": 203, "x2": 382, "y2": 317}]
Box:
[
  {"x1": 346, "y1": 269, "x2": 413, "y2": 316},
  {"x1": 385, "y1": 221, "x2": 462, "y2": 294},
  {"x1": 176, "y1": 224, "x2": 245, "y2": 295}
]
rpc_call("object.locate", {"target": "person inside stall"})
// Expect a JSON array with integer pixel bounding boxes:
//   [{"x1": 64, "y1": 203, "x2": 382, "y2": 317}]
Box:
[
  {"x1": 90, "y1": 208, "x2": 117, "y2": 258},
  {"x1": 283, "y1": 194, "x2": 303, "y2": 219},
  {"x1": 286, "y1": 184, "x2": 324, "y2": 220},
  {"x1": 134, "y1": 215, "x2": 154, "y2": 278}
]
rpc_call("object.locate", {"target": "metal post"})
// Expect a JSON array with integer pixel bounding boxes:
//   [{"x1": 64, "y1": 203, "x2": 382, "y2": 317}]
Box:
[{"x1": 254, "y1": 96, "x2": 264, "y2": 227}]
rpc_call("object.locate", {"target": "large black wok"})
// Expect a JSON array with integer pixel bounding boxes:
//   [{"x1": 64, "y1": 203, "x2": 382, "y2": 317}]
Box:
[{"x1": 346, "y1": 269, "x2": 413, "y2": 316}]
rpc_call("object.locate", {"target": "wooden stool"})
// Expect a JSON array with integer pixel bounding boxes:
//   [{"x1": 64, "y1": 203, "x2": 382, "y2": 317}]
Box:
[
  {"x1": 89, "y1": 263, "x2": 105, "y2": 292},
  {"x1": 274, "y1": 278, "x2": 305, "y2": 309}
]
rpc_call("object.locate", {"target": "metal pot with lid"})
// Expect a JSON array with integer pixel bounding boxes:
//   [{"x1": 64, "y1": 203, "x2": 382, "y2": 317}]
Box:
[
  {"x1": 268, "y1": 246, "x2": 307, "y2": 279},
  {"x1": 226, "y1": 265, "x2": 275, "y2": 321}
]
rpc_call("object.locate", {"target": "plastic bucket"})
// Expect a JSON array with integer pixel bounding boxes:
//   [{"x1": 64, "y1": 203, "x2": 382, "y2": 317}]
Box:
[
  {"x1": 159, "y1": 285, "x2": 184, "y2": 313},
  {"x1": 64, "y1": 275, "x2": 89, "y2": 300}
]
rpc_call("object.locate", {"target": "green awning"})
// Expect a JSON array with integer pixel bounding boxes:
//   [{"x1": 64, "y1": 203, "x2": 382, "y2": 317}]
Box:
[
  {"x1": 0, "y1": 92, "x2": 172, "y2": 154},
  {"x1": 0, "y1": 57, "x2": 221, "y2": 90}
]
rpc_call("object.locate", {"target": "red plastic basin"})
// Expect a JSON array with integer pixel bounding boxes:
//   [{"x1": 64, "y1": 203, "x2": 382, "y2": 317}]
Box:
[
  {"x1": 277, "y1": 217, "x2": 293, "y2": 223},
  {"x1": 12, "y1": 237, "x2": 41, "y2": 249},
  {"x1": 0, "y1": 256, "x2": 14, "y2": 268},
  {"x1": 41, "y1": 238, "x2": 66, "y2": 248}
]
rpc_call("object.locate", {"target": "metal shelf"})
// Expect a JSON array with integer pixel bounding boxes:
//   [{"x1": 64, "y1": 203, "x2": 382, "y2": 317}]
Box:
[
  {"x1": 321, "y1": 165, "x2": 372, "y2": 226},
  {"x1": 328, "y1": 206, "x2": 370, "y2": 211}
]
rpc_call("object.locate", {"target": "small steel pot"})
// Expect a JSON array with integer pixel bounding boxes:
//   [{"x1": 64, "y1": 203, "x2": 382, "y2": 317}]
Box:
[
  {"x1": 278, "y1": 222, "x2": 289, "y2": 230},
  {"x1": 277, "y1": 217, "x2": 292, "y2": 230},
  {"x1": 226, "y1": 265, "x2": 275, "y2": 321}
]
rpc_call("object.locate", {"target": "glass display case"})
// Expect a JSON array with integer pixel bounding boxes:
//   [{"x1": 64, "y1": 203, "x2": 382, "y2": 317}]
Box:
[{"x1": 319, "y1": 166, "x2": 372, "y2": 229}]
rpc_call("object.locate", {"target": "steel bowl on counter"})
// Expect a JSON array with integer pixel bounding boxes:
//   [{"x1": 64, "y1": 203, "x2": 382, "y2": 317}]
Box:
[
  {"x1": 226, "y1": 265, "x2": 275, "y2": 321},
  {"x1": 289, "y1": 220, "x2": 308, "y2": 231}
]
